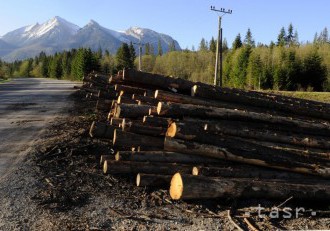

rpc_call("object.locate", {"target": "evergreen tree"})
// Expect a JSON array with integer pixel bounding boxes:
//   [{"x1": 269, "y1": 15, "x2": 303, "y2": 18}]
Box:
[
  {"x1": 129, "y1": 42, "x2": 136, "y2": 68},
  {"x1": 50, "y1": 54, "x2": 63, "y2": 79},
  {"x1": 232, "y1": 34, "x2": 243, "y2": 50},
  {"x1": 157, "y1": 39, "x2": 163, "y2": 56},
  {"x1": 244, "y1": 28, "x2": 255, "y2": 48},
  {"x1": 209, "y1": 37, "x2": 216, "y2": 53},
  {"x1": 169, "y1": 40, "x2": 176, "y2": 52},
  {"x1": 222, "y1": 38, "x2": 229, "y2": 52},
  {"x1": 287, "y1": 23, "x2": 294, "y2": 45},
  {"x1": 116, "y1": 43, "x2": 133, "y2": 70},
  {"x1": 199, "y1": 38, "x2": 208, "y2": 51},
  {"x1": 277, "y1": 27, "x2": 287, "y2": 46},
  {"x1": 319, "y1": 27, "x2": 329, "y2": 43},
  {"x1": 145, "y1": 43, "x2": 150, "y2": 55}
]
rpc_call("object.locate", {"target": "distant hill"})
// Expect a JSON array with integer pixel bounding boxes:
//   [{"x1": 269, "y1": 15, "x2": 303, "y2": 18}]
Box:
[{"x1": 0, "y1": 16, "x2": 181, "y2": 62}]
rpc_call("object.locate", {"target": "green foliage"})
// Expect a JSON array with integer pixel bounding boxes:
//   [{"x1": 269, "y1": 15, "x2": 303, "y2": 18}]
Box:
[
  {"x1": 232, "y1": 34, "x2": 243, "y2": 50},
  {"x1": 157, "y1": 39, "x2": 163, "y2": 56},
  {"x1": 116, "y1": 43, "x2": 134, "y2": 70}
]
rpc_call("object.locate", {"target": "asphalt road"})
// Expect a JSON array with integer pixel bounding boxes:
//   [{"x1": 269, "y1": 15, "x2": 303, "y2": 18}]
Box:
[{"x1": 0, "y1": 78, "x2": 77, "y2": 181}]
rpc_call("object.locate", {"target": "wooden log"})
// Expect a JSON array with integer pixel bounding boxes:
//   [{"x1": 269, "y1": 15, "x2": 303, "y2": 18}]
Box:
[
  {"x1": 169, "y1": 173, "x2": 330, "y2": 201},
  {"x1": 95, "y1": 99, "x2": 113, "y2": 111},
  {"x1": 132, "y1": 94, "x2": 159, "y2": 106},
  {"x1": 115, "y1": 84, "x2": 147, "y2": 96},
  {"x1": 114, "y1": 151, "x2": 222, "y2": 164},
  {"x1": 157, "y1": 102, "x2": 330, "y2": 132},
  {"x1": 143, "y1": 116, "x2": 173, "y2": 127},
  {"x1": 113, "y1": 129, "x2": 164, "y2": 150},
  {"x1": 136, "y1": 173, "x2": 172, "y2": 188},
  {"x1": 114, "y1": 103, "x2": 156, "y2": 119},
  {"x1": 110, "y1": 118, "x2": 124, "y2": 127},
  {"x1": 164, "y1": 137, "x2": 330, "y2": 178},
  {"x1": 117, "y1": 95, "x2": 137, "y2": 105},
  {"x1": 192, "y1": 85, "x2": 330, "y2": 121},
  {"x1": 89, "y1": 121, "x2": 115, "y2": 139},
  {"x1": 103, "y1": 160, "x2": 195, "y2": 175},
  {"x1": 205, "y1": 121, "x2": 330, "y2": 150},
  {"x1": 123, "y1": 69, "x2": 197, "y2": 94},
  {"x1": 100, "y1": 154, "x2": 114, "y2": 165},
  {"x1": 98, "y1": 89, "x2": 118, "y2": 100},
  {"x1": 122, "y1": 120, "x2": 166, "y2": 137}
]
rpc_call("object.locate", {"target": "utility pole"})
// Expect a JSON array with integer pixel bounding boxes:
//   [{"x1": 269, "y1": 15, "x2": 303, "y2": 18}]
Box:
[
  {"x1": 133, "y1": 40, "x2": 145, "y2": 71},
  {"x1": 210, "y1": 6, "x2": 232, "y2": 87}
]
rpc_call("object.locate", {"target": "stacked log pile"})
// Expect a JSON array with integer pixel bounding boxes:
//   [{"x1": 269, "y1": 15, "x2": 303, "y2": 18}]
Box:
[{"x1": 78, "y1": 69, "x2": 330, "y2": 202}]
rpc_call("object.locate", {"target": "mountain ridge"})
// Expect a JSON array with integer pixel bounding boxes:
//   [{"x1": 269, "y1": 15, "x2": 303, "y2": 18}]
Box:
[{"x1": 0, "y1": 16, "x2": 181, "y2": 61}]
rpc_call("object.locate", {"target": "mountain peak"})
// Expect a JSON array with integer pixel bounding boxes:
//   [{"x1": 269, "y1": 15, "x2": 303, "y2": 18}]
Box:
[{"x1": 87, "y1": 19, "x2": 99, "y2": 26}]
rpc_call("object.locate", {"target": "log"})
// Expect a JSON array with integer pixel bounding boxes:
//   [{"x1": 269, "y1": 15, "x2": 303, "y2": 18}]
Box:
[
  {"x1": 103, "y1": 160, "x2": 195, "y2": 175},
  {"x1": 157, "y1": 102, "x2": 330, "y2": 132},
  {"x1": 154, "y1": 89, "x2": 261, "y2": 112},
  {"x1": 89, "y1": 121, "x2": 115, "y2": 139},
  {"x1": 110, "y1": 118, "x2": 124, "y2": 127},
  {"x1": 100, "y1": 154, "x2": 114, "y2": 165},
  {"x1": 117, "y1": 95, "x2": 137, "y2": 105},
  {"x1": 98, "y1": 89, "x2": 119, "y2": 100},
  {"x1": 136, "y1": 173, "x2": 172, "y2": 188},
  {"x1": 114, "y1": 103, "x2": 156, "y2": 119},
  {"x1": 123, "y1": 69, "x2": 197, "y2": 94},
  {"x1": 132, "y1": 94, "x2": 159, "y2": 106},
  {"x1": 122, "y1": 120, "x2": 166, "y2": 137},
  {"x1": 95, "y1": 99, "x2": 113, "y2": 111},
  {"x1": 205, "y1": 121, "x2": 330, "y2": 150},
  {"x1": 113, "y1": 129, "x2": 164, "y2": 150},
  {"x1": 169, "y1": 173, "x2": 330, "y2": 201},
  {"x1": 114, "y1": 151, "x2": 222, "y2": 164},
  {"x1": 192, "y1": 85, "x2": 330, "y2": 121},
  {"x1": 164, "y1": 137, "x2": 330, "y2": 178},
  {"x1": 143, "y1": 116, "x2": 173, "y2": 128},
  {"x1": 115, "y1": 84, "x2": 147, "y2": 96}
]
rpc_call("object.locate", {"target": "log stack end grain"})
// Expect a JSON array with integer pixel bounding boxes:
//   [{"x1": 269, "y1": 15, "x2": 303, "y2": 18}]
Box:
[{"x1": 80, "y1": 69, "x2": 330, "y2": 202}]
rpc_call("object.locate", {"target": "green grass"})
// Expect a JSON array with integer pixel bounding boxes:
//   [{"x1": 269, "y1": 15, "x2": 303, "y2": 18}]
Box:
[
  {"x1": 0, "y1": 78, "x2": 10, "y2": 84},
  {"x1": 267, "y1": 91, "x2": 330, "y2": 103}
]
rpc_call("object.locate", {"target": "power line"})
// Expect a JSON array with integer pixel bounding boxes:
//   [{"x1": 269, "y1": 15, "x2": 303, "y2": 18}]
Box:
[{"x1": 210, "y1": 6, "x2": 232, "y2": 87}]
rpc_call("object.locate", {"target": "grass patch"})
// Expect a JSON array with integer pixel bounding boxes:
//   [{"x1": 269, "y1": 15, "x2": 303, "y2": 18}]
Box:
[
  {"x1": 267, "y1": 91, "x2": 330, "y2": 103},
  {"x1": 0, "y1": 78, "x2": 10, "y2": 84}
]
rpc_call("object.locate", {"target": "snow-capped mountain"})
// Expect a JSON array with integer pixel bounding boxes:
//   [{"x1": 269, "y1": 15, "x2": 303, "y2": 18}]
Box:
[
  {"x1": 0, "y1": 17, "x2": 181, "y2": 61},
  {"x1": 2, "y1": 16, "x2": 79, "y2": 46}
]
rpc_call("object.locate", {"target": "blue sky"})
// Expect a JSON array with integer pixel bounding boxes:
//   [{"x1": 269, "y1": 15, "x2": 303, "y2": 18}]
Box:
[{"x1": 1, "y1": 0, "x2": 329, "y2": 49}]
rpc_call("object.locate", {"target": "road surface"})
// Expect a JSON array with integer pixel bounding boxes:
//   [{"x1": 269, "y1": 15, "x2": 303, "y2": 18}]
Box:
[{"x1": 0, "y1": 78, "x2": 77, "y2": 181}]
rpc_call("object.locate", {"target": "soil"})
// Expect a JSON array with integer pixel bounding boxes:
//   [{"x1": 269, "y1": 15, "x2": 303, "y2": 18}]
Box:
[{"x1": 0, "y1": 91, "x2": 329, "y2": 231}]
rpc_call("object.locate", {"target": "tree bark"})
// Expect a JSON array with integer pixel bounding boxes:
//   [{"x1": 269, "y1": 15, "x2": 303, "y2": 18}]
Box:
[
  {"x1": 89, "y1": 121, "x2": 115, "y2": 139},
  {"x1": 192, "y1": 85, "x2": 330, "y2": 121},
  {"x1": 133, "y1": 94, "x2": 159, "y2": 106},
  {"x1": 123, "y1": 69, "x2": 197, "y2": 94},
  {"x1": 136, "y1": 173, "x2": 172, "y2": 188},
  {"x1": 114, "y1": 103, "x2": 156, "y2": 119},
  {"x1": 115, "y1": 84, "x2": 147, "y2": 96},
  {"x1": 114, "y1": 151, "x2": 222, "y2": 164},
  {"x1": 110, "y1": 118, "x2": 124, "y2": 127},
  {"x1": 143, "y1": 116, "x2": 173, "y2": 128},
  {"x1": 169, "y1": 173, "x2": 330, "y2": 201},
  {"x1": 117, "y1": 95, "x2": 137, "y2": 105},
  {"x1": 122, "y1": 120, "x2": 166, "y2": 137},
  {"x1": 103, "y1": 160, "x2": 194, "y2": 175},
  {"x1": 97, "y1": 89, "x2": 119, "y2": 100},
  {"x1": 205, "y1": 121, "x2": 330, "y2": 150},
  {"x1": 113, "y1": 129, "x2": 164, "y2": 150},
  {"x1": 164, "y1": 137, "x2": 330, "y2": 178},
  {"x1": 157, "y1": 102, "x2": 330, "y2": 133},
  {"x1": 95, "y1": 99, "x2": 113, "y2": 112}
]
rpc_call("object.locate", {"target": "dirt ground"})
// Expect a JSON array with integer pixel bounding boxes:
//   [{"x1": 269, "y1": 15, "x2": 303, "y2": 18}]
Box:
[{"x1": 0, "y1": 91, "x2": 329, "y2": 231}]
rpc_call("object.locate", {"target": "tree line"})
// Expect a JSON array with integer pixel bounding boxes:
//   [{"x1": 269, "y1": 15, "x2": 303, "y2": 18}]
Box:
[{"x1": 0, "y1": 24, "x2": 329, "y2": 91}]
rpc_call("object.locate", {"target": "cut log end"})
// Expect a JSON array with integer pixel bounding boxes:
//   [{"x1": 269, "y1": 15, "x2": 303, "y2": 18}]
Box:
[
  {"x1": 112, "y1": 129, "x2": 117, "y2": 146},
  {"x1": 192, "y1": 167, "x2": 199, "y2": 176},
  {"x1": 103, "y1": 160, "x2": 108, "y2": 174},
  {"x1": 166, "y1": 122, "x2": 177, "y2": 137},
  {"x1": 154, "y1": 90, "x2": 159, "y2": 99},
  {"x1": 114, "y1": 106, "x2": 121, "y2": 118},
  {"x1": 89, "y1": 121, "x2": 96, "y2": 138},
  {"x1": 170, "y1": 172, "x2": 183, "y2": 200},
  {"x1": 115, "y1": 152, "x2": 120, "y2": 161},
  {"x1": 136, "y1": 173, "x2": 141, "y2": 186},
  {"x1": 191, "y1": 85, "x2": 198, "y2": 97},
  {"x1": 157, "y1": 102, "x2": 163, "y2": 115},
  {"x1": 143, "y1": 116, "x2": 147, "y2": 123}
]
